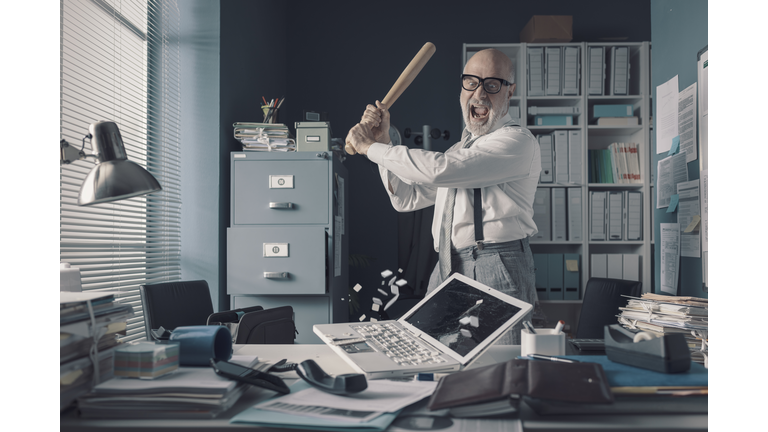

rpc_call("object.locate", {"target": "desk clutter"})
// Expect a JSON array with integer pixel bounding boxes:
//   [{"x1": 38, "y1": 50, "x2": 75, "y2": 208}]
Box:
[
  {"x1": 617, "y1": 293, "x2": 708, "y2": 366},
  {"x1": 234, "y1": 122, "x2": 295, "y2": 152}
]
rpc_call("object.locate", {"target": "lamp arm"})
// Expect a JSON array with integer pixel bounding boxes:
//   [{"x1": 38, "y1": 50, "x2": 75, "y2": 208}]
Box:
[{"x1": 60, "y1": 138, "x2": 99, "y2": 165}]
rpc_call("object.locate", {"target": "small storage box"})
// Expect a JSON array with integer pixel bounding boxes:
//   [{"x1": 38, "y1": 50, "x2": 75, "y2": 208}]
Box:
[
  {"x1": 295, "y1": 121, "x2": 331, "y2": 152},
  {"x1": 520, "y1": 16, "x2": 573, "y2": 43}
]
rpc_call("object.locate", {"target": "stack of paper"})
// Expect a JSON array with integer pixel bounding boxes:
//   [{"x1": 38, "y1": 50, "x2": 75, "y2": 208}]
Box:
[
  {"x1": 617, "y1": 294, "x2": 708, "y2": 365},
  {"x1": 233, "y1": 122, "x2": 295, "y2": 152},
  {"x1": 60, "y1": 291, "x2": 134, "y2": 411},
  {"x1": 77, "y1": 355, "x2": 260, "y2": 419}
]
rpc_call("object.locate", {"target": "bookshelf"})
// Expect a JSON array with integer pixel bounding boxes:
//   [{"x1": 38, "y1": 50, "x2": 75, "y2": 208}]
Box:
[{"x1": 463, "y1": 42, "x2": 652, "y2": 304}]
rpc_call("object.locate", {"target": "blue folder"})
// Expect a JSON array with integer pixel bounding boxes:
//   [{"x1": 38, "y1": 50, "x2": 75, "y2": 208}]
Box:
[{"x1": 563, "y1": 355, "x2": 708, "y2": 388}]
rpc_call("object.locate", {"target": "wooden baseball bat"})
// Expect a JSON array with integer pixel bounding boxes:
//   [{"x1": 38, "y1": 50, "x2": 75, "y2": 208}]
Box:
[{"x1": 346, "y1": 42, "x2": 436, "y2": 155}]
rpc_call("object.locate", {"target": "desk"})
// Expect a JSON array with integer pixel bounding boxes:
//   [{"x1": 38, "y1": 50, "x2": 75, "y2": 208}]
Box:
[{"x1": 60, "y1": 344, "x2": 708, "y2": 432}]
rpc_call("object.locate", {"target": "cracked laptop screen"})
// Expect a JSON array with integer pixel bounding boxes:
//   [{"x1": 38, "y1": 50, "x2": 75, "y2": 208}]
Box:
[{"x1": 403, "y1": 278, "x2": 522, "y2": 357}]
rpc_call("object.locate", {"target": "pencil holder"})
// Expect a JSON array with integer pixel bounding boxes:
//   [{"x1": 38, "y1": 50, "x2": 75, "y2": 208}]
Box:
[
  {"x1": 261, "y1": 106, "x2": 279, "y2": 123},
  {"x1": 521, "y1": 328, "x2": 566, "y2": 357}
]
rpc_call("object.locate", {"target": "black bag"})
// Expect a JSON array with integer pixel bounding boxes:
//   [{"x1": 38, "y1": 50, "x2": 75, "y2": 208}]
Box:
[{"x1": 208, "y1": 306, "x2": 296, "y2": 344}]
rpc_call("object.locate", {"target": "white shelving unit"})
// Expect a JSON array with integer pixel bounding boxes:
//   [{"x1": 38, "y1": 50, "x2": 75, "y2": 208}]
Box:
[{"x1": 463, "y1": 42, "x2": 652, "y2": 305}]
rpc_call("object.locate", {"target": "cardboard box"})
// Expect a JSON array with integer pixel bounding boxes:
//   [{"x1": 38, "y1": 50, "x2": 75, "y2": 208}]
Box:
[{"x1": 520, "y1": 15, "x2": 573, "y2": 43}]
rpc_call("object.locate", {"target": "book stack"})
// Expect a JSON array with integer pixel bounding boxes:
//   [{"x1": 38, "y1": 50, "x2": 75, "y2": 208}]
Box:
[
  {"x1": 233, "y1": 122, "x2": 295, "y2": 152},
  {"x1": 617, "y1": 293, "x2": 708, "y2": 365},
  {"x1": 77, "y1": 355, "x2": 260, "y2": 419},
  {"x1": 588, "y1": 142, "x2": 640, "y2": 184},
  {"x1": 60, "y1": 291, "x2": 134, "y2": 411}
]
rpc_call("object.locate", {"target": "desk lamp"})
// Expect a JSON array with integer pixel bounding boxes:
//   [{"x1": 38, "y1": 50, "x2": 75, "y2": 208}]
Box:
[{"x1": 60, "y1": 120, "x2": 162, "y2": 206}]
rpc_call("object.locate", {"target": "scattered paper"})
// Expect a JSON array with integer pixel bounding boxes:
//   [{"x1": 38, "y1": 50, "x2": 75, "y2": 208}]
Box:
[
  {"x1": 395, "y1": 279, "x2": 407, "y2": 287},
  {"x1": 384, "y1": 293, "x2": 400, "y2": 311},
  {"x1": 388, "y1": 276, "x2": 397, "y2": 286},
  {"x1": 391, "y1": 285, "x2": 399, "y2": 296},
  {"x1": 398, "y1": 268, "x2": 403, "y2": 273},
  {"x1": 377, "y1": 288, "x2": 388, "y2": 296},
  {"x1": 359, "y1": 314, "x2": 366, "y2": 321},
  {"x1": 372, "y1": 303, "x2": 380, "y2": 312},
  {"x1": 470, "y1": 316, "x2": 479, "y2": 327},
  {"x1": 459, "y1": 317, "x2": 471, "y2": 325},
  {"x1": 476, "y1": 299, "x2": 483, "y2": 305},
  {"x1": 460, "y1": 329, "x2": 472, "y2": 337},
  {"x1": 372, "y1": 298, "x2": 383, "y2": 306},
  {"x1": 381, "y1": 270, "x2": 393, "y2": 278},
  {"x1": 353, "y1": 283, "x2": 362, "y2": 292}
]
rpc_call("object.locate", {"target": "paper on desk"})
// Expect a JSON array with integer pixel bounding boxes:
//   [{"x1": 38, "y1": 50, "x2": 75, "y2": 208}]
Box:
[
  {"x1": 656, "y1": 152, "x2": 688, "y2": 209},
  {"x1": 677, "y1": 180, "x2": 701, "y2": 258},
  {"x1": 258, "y1": 380, "x2": 437, "y2": 419}
]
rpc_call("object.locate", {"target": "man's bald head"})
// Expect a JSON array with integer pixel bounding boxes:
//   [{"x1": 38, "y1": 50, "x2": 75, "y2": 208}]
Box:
[{"x1": 464, "y1": 49, "x2": 514, "y2": 84}]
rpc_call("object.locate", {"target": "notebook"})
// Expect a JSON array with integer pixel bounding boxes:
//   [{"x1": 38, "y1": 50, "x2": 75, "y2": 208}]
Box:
[{"x1": 314, "y1": 273, "x2": 533, "y2": 379}]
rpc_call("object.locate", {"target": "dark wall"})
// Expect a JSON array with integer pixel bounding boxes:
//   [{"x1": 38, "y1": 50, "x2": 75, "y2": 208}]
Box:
[{"x1": 219, "y1": 0, "x2": 651, "y2": 315}]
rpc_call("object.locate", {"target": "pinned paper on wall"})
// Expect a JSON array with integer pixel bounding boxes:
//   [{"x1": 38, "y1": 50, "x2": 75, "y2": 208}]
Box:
[
  {"x1": 667, "y1": 194, "x2": 679, "y2": 213},
  {"x1": 684, "y1": 215, "x2": 701, "y2": 233}
]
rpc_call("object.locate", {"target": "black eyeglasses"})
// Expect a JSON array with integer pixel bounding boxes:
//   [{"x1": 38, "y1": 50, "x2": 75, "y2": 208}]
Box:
[{"x1": 461, "y1": 74, "x2": 513, "y2": 94}]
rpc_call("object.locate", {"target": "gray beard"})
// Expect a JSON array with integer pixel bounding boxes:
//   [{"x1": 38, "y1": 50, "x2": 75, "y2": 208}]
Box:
[{"x1": 461, "y1": 97, "x2": 506, "y2": 136}]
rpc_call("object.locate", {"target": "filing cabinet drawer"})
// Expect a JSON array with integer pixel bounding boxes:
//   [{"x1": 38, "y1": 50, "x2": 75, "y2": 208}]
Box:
[
  {"x1": 227, "y1": 226, "x2": 326, "y2": 295},
  {"x1": 232, "y1": 160, "x2": 329, "y2": 225},
  {"x1": 232, "y1": 295, "x2": 327, "y2": 344}
]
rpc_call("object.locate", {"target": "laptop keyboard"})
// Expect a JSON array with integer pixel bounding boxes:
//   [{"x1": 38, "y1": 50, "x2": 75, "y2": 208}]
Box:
[{"x1": 352, "y1": 322, "x2": 448, "y2": 366}]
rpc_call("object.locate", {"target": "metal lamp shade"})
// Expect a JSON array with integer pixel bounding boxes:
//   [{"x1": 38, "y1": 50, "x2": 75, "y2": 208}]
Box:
[{"x1": 77, "y1": 121, "x2": 162, "y2": 206}]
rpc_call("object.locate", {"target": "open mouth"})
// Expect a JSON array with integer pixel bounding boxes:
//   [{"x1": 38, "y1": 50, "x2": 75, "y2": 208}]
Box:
[{"x1": 470, "y1": 104, "x2": 490, "y2": 120}]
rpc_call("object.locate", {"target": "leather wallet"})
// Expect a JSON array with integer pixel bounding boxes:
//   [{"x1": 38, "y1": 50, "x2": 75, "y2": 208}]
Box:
[{"x1": 427, "y1": 359, "x2": 613, "y2": 411}]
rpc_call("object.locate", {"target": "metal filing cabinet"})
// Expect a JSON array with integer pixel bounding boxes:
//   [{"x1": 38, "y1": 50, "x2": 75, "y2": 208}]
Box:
[{"x1": 227, "y1": 151, "x2": 348, "y2": 344}]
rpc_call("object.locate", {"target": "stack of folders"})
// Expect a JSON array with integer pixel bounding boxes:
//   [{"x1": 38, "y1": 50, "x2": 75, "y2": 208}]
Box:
[
  {"x1": 233, "y1": 122, "x2": 295, "y2": 151},
  {"x1": 588, "y1": 143, "x2": 641, "y2": 184},
  {"x1": 531, "y1": 187, "x2": 582, "y2": 243},
  {"x1": 533, "y1": 253, "x2": 581, "y2": 300},
  {"x1": 617, "y1": 294, "x2": 708, "y2": 365},
  {"x1": 590, "y1": 254, "x2": 641, "y2": 282},
  {"x1": 60, "y1": 291, "x2": 134, "y2": 411},
  {"x1": 77, "y1": 355, "x2": 261, "y2": 419},
  {"x1": 537, "y1": 131, "x2": 582, "y2": 185},
  {"x1": 589, "y1": 190, "x2": 642, "y2": 241},
  {"x1": 527, "y1": 46, "x2": 580, "y2": 97}
]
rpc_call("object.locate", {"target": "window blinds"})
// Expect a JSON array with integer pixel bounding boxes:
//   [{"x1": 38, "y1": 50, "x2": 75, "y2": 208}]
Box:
[{"x1": 60, "y1": 0, "x2": 181, "y2": 342}]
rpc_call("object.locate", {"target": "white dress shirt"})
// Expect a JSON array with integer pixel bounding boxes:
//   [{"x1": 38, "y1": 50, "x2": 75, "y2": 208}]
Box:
[{"x1": 366, "y1": 113, "x2": 541, "y2": 251}]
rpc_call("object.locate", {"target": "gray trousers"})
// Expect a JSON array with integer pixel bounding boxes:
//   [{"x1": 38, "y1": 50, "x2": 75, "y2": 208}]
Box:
[{"x1": 426, "y1": 237, "x2": 538, "y2": 345}]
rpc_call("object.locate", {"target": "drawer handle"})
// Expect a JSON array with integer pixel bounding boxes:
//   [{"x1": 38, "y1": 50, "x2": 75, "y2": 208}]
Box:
[
  {"x1": 269, "y1": 202, "x2": 294, "y2": 209},
  {"x1": 264, "y1": 272, "x2": 290, "y2": 279}
]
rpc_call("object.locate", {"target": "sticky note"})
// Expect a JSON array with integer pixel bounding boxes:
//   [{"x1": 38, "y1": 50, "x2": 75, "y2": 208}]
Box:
[
  {"x1": 353, "y1": 283, "x2": 362, "y2": 292},
  {"x1": 459, "y1": 317, "x2": 471, "y2": 325},
  {"x1": 667, "y1": 194, "x2": 679, "y2": 213},
  {"x1": 684, "y1": 215, "x2": 701, "y2": 233},
  {"x1": 381, "y1": 270, "x2": 393, "y2": 278},
  {"x1": 470, "y1": 316, "x2": 479, "y2": 327},
  {"x1": 565, "y1": 260, "x2": 579, "y2": 272},
  {"x1": 668, "y1": 136, "x2": 680, "y2": 155}
]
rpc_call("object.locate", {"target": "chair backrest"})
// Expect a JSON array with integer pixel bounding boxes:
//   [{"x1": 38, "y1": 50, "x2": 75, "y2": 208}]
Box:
[
  {"x1": 575, "y1": 278, "x2": 643, "y2": 339},
  {"x1": 139, "y1": 280, "x2": 214, "y2": 340}
]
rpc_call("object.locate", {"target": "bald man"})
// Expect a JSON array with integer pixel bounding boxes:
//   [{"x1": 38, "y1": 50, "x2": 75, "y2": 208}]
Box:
[{"x1": 346, "y1": 49, "x2": 541, "y2": 345}]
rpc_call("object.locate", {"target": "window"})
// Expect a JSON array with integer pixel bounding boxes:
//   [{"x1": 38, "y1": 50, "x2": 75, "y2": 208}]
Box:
[{"x1": 60, "y1": 0, "x2": 181, "y2": 341}]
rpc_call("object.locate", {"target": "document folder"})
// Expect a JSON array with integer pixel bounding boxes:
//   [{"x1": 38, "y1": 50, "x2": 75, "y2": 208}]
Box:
[
  {"x1": 551, "y1": 188, "x2": 567, "y2": 242},
  {"x1": 532, "y1": 188, "x2": 551, "y2": 241},
  {"x1": 611, "y1": 46, "x2": 629, "y2": 95},
  {"x1": 587, "y1": 46, "x2": 605, "y2": 96},
  {"x1": 554, "y1": 131, "x2": 569, "y2": 184},
  {"x1": 528, "y1": 47, "x2": 545, "y2": 96},
  {"x1": 562, "y1": 46, "x2": 580, "y2": 96},
  {"x1": 547, "y1": 254, "x2": 564, "y2": 300},
  {"x1": 563, "y1": 253, "x2": 580, "y2": 300},
  {"x1": 534, "y1": 254, "x2": 548, "y2": 300},
  {"x1": 607, "y1": 191, "x2": 623, "y2": 240},
  {"x1": 607, "y1": 254, "x2": 623, "y2": 279},
  {"x1": 590, "y1": 254, "x2": 607, "y2": 278},
  {"x1": 589, "y1": 191, "x2": 606, "y2": 241},
  {"x1": 545, "y1": 47, "x2": 561, "y2": 96},
  {"x1": 625, "y1": 191, "x2": 642, "y2": 240},
  {"x1": 567, "y1": 188, "x2": 583, "y2": 241},
  {"x1": 568, "y1": 130, "x2": 582, "y2": 184},
  {"x1": 538, "y1": 134, "x2": 554, "y2": 183}
]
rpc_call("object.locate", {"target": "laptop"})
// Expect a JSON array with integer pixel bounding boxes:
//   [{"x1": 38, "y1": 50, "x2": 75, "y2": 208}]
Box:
[{"x1": 314, "y1": 273, "x2": 533, "y2": 379}]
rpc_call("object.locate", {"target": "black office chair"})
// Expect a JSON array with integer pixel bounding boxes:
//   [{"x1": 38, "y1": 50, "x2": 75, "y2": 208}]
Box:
[
  {"x1": 574, "y1": 277, "x2": 643, "y2": 339},
  {"x1": 139, "y1": 280, "x2": 216, "y2": 340}
]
